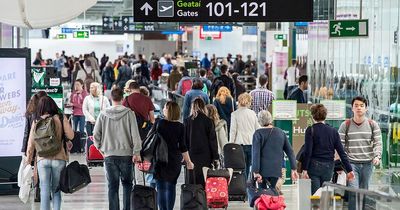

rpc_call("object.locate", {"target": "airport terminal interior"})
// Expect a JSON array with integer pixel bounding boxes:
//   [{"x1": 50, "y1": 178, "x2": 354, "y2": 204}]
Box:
[{"x1": 1, "y1": 0, "x2": 400, "y2": 209}]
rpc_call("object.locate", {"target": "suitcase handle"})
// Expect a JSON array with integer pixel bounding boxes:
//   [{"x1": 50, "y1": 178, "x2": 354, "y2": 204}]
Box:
[
  {"x1": 133, "y1": 164, "x2": 147, "y2": 186},
  {"x1": 185, "y1": 167, "x2": 196, "y2": 185}
]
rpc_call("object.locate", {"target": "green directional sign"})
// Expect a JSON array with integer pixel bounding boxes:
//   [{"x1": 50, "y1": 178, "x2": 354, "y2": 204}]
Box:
[
  {"x1": 73, "y1": 30, "x2": 89, "y2": 38},
  {"x1": 274, "y1": 34, "x2": 287, "y2": 40},
  {"x1": 56, "y1": 34, "x2": 67, "y2": 39},
  {"x1": 329, "y1": 19, "x2": 369, "y2": 38}
]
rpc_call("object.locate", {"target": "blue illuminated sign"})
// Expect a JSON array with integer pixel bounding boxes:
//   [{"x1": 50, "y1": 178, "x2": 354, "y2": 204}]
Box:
[
  {"x1": 61, "y1": 28, "x2": 78, "y2": 33},
  {"x1": 161, "y1": 30, "x2": 184, "y2": 35},
  {"x1": 203, "y1": 25, "x2": 233, "y2": 32},
  {"x1": 295, "y1": 22, "x2": 309, "y2": 27}
]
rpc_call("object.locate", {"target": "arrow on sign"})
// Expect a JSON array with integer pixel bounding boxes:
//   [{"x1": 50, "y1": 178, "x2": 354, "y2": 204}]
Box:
[
  {"x1": 141, "y1": 3, "x2": 153, "y2": 16},
  {"x1": 346, "y1": 27, "x2": 356, "y2": 31}
]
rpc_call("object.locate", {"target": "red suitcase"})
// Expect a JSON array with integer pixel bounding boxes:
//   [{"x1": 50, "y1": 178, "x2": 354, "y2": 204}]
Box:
[
  {"x1": 205, "y1": 177, "x2": 229, "y2": 209},
  {"x1": 254, "y1": 194, "x2": 286, "y2": 210},
  {"x1": 86, "y1": 136, "x2": 104, "y2": 166}
]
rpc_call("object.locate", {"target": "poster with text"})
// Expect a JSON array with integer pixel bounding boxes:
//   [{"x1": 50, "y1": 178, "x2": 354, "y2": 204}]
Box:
[{"x1": 0, "y1": 58, "x2": 26, "y2": 157}]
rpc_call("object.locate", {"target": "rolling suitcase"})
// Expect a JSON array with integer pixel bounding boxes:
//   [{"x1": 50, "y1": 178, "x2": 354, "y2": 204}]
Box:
[
  {"x1": 131, "y1": 169, "x2": 157, "y2": 210},
  {"x1": 228, "y1": 171, "x2": 247, "y2": 201},
  {"x1": 203, "y1": 167, "x2": 233, "y2": 209},
  {"x1": 86, "y1": 136, "x2": 104, "y2": 166},
  {"x1": 223, "y1": 143, "x2": 246, "y2": 170},
  {"x1": 181, "y1": 168, "x2": 207, "y2": 210}
]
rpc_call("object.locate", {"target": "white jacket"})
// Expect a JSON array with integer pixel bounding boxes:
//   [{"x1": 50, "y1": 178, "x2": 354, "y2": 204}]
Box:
[
  {"x1": 230, "y1": 107, "x2": 260, "y2": 145},
  {"x1": 215, "y1": 119, "x2": 228, "y2": 154},
  {"x1": 83, "y1": 95, "x2": 110, "y2": 122}
]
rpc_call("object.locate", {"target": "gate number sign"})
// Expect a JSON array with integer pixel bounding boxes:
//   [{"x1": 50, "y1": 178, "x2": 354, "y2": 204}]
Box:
[{"x1": 134, "y1": 0, "x2": 313, "y2": 22}]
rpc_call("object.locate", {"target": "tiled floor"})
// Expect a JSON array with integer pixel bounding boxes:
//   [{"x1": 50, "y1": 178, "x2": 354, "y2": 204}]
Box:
[{"x1": 0, "y1": 154, "x2": 298, "y2": 210}]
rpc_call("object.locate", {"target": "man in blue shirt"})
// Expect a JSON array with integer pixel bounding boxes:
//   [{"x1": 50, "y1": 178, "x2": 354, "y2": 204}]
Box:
[
  {"x1": 288, "y1": 75, "x2": 308, "y2": 103},
  {"x1": 201, "y1": 53, "x2": 211, "y2": 70}
]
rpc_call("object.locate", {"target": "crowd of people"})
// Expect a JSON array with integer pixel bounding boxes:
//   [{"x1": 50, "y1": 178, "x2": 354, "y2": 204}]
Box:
[{"x1": 24, "y1": 49, "x2": 381, "y2": 210}]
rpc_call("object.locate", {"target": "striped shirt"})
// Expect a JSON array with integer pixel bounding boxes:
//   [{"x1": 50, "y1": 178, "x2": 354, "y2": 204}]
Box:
[
  {"x1": 338, "y1": 119, "x2": 382, "y2": 163},
  {"x1": 250, "y1": 87, "x2": 275, "y2": 114}
]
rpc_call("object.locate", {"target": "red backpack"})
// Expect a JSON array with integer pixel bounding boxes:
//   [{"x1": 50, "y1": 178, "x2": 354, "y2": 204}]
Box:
[{"x1": 181, "y1": 79, "x2": 193, "y2": 96}]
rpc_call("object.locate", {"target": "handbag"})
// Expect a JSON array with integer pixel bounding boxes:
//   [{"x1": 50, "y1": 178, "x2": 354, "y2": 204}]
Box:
[
  {"x1": 254, "y1": 194, "x2": 286, "y2": 210},
  {"x1": 59, "y1": 161, "x2": 91, "y2": 194}
]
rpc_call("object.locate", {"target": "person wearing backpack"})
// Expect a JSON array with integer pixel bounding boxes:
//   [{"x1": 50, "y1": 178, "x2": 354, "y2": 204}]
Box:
[
  {"x1": 199, "y1": 68, "x2": 212, "y2": 95},
  {"x1": 211, "y1": 64, "x2": 235, "y2": 101},
  {"x1": 123, "y1": 81, "x2": 155, "y2": 140},
  {"x1": 93, "y1": 88, "x2": 142, "y2": 210},
  {"x1": 338, "y1": 96, "x2": 382, "y2": 210},
  {"x1": 176, "y1": 68, "x2": 193, "y2": 96},
  {"x1": 301, "y1": 104, "x2": 354, "y2": 195},
  {"x1": 76, "y1": 58, "x2": 102, "y2": 93},
  {"x1": 182, "y1": 79, "x2": 210, "y2": 120},
  {"x1": 82, "y1": 82, "x2": 110, "y2": 136},
  {"x1": 155, "y1": 101, "x2": 194, "y2": 210},
  {"x1": 26, "y1": 96, "x2": 74, "y2": 210}
]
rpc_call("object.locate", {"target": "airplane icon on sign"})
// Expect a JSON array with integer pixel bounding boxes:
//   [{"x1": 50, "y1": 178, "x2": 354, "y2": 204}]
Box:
[{"x1": 160, "y1": 5, "x2": 172, "y2": 12}]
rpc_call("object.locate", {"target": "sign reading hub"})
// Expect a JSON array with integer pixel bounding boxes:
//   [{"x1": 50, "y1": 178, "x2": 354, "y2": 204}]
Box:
[{"x1": 134, "y1": 0, "x2": 313, "y2": 22}]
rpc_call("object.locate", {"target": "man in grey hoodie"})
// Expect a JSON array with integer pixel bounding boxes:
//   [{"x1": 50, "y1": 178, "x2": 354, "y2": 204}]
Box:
[{"x1": 93, "y1": 87, "x2": 141, "y2": 210}]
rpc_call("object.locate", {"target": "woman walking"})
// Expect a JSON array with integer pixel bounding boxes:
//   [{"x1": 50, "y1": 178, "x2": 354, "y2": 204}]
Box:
[
  {"x1": 155, "y1": 101, "x2": 194, "y2": 210},
  {"x1": 184, "y1": 98, "x2": 219, "y2": 187}
]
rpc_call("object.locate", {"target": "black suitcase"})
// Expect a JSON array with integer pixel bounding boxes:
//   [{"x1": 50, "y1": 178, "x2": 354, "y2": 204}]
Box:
[
  {"x1": 223, "y1": 143, "x2": 246, "y2": 170},
  {"x1": 181, "y1": 169, "x2": 207, "y2": 210},
  {"x1": 131, "y1": 170, "x2": 157, "y2": 210},
  {"x1": 228, "y1": 171, "x2": 247, "y2": 201},
  {"x1": 70, "y1": 131, "x2": 83, "y2": 153}
]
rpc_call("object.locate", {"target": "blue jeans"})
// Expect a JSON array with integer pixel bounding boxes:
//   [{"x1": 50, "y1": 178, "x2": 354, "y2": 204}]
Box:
[
  {"x1": 308, "y1": 159, "x2": 334, "y2": 195},
  {"x1": 37, "y1": 159, "x2": 66, "y2": 210},
  {"x1": 156, "y1": 180, "x2": 176, "y2": 210},
  {"x1": 104, "y1": 156, "x2": 134, "y2": 210},
  {"x1": 242, "y1": 145, "x2": 252, "y2": 180},
  {"x1": 347, "y1": 162, "x2": 373, "y2": 210},
  {"x1": 73, "y1": 115, "x2": 85, "y2": 132}
]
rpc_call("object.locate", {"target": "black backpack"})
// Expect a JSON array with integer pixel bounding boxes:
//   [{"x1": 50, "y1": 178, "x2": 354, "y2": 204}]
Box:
[{"x1": 211, "y1": 78, "x2": 225, "y2": 97}]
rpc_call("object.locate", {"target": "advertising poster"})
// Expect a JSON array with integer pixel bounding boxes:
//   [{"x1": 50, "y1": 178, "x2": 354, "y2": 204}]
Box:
[
  {"x1": 0, "y1": 58, "x2": 27, "y2": 157},
  {"x1": 272, "y1": 100, "x2": 297, "y2": 120}
]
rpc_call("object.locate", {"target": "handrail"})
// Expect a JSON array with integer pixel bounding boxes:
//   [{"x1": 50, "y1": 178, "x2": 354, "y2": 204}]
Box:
[{"x1": 322, "y1": 182, "x2": 400, "y2": 202}]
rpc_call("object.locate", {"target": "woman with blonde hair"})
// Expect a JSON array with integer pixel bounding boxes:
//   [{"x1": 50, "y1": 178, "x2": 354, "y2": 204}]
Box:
[
  {"x1": 184, "y1": 98, "x2": 218, "y2": 187},
  {"x1": 213, "y1": 86, "x2": 236, "y2": 133},
  {"x1": 83, "y1": 82, "x2": 110, "y2": 136},
  {"x1": 206, "y1": 104, "x2": 228, "y2": 155},
  {"x1": 230, "y1": 92, "x2": 260, "y2": 179},
  {"x1": 123, "y1": 79, "x2": 136, "y2": 97}
]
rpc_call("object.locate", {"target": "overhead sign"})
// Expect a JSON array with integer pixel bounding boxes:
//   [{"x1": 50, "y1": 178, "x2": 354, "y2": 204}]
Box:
[
  {"x1": 102, "y1": 16, "x2": 179, "y2": 33},
  {"x1": 61, "y1": 28, "x2": 78, "y2": 33},
  {"x1": 329, "y1": 19, "x2": 369, "y2": 38},
  {"x1": 134, "y1": 0, "x2": 313, "y2": 22},
  {"x1": 56, "y1": 34, "x2": 67, "y2": 39},
  {"x1": 73, "y1": 30, "x2": 89, "y2": 38},
  {"x1": 203, "y1": 25, "x2": 232, "y2": 32},
  {"x1": 274, "y1": 34, "x2": 287, "y2": 40},
  {"x1": 199, "y1": 26, "x2": 222, "y2": 40}
]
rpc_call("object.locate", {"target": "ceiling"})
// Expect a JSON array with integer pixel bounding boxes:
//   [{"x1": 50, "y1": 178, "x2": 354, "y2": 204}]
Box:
[{"x1": 77, "y1": 0, "x2": 133, "y2": 21}]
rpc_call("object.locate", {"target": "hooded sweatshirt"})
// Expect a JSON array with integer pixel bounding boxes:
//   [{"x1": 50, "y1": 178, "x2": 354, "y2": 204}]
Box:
[{"x1": 93, "y1": 105, "x2": 142, "y2": 157}]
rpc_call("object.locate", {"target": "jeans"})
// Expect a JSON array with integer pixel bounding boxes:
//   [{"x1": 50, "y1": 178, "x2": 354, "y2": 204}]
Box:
[
  {"x1": 73, "y1": 115, "x2": 85, "y2": 132},
  {"x1": 156, "y1": 180, "x2": 176, "y2": 210},
  {"x1": 308, "y1": 159, "x2": 334, "y2": 195},
  {"x1": 242, "y1": 145, "x2": 252, "y2": 180},
  {"x1": 85, "y1": 122, "x2": 94, "y2": 136},
  {"x1": 347, "y1": 162, "x2": 373, "y2": 210},
  {"x1": 104, "y1": 156, "x2": 134, "y2": 210},
  {"x1": 37, "y1": 159, "x2": 66, "y2": 210}
]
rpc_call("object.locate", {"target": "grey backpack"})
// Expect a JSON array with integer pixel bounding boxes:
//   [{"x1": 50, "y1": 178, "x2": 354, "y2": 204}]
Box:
[{"x1": 33, "y1": 116, "x2": 62, "y2": 157}]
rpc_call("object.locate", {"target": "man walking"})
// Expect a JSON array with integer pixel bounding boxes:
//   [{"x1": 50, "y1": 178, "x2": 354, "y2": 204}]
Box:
[
  {"x1": 93, "y1": 88, "x2": 142, "y2": 210},
  {"x1": 288, "y1": 75, "x2": 308, "y2": 103},
  {"x1": 250, "y1": 75, "x2": 275, "y2": 114},
  {"x1": 338, "y1": 96, "x2": 382, "y2": 210}
]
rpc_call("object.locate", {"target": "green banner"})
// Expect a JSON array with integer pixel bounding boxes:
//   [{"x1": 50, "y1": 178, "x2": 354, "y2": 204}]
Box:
[
  {"x1": 31, "y1": 67, "x2": 45, "y2": 88},
  {"x1": 32, "y1": 86, "x2": 64, "y2": 111},
  {"x1": 274, "y1": 120, "x2": 293, "y2": 184},
  {"x1": 329, "y1": 19, "x2": 369, "y2": 38}
]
